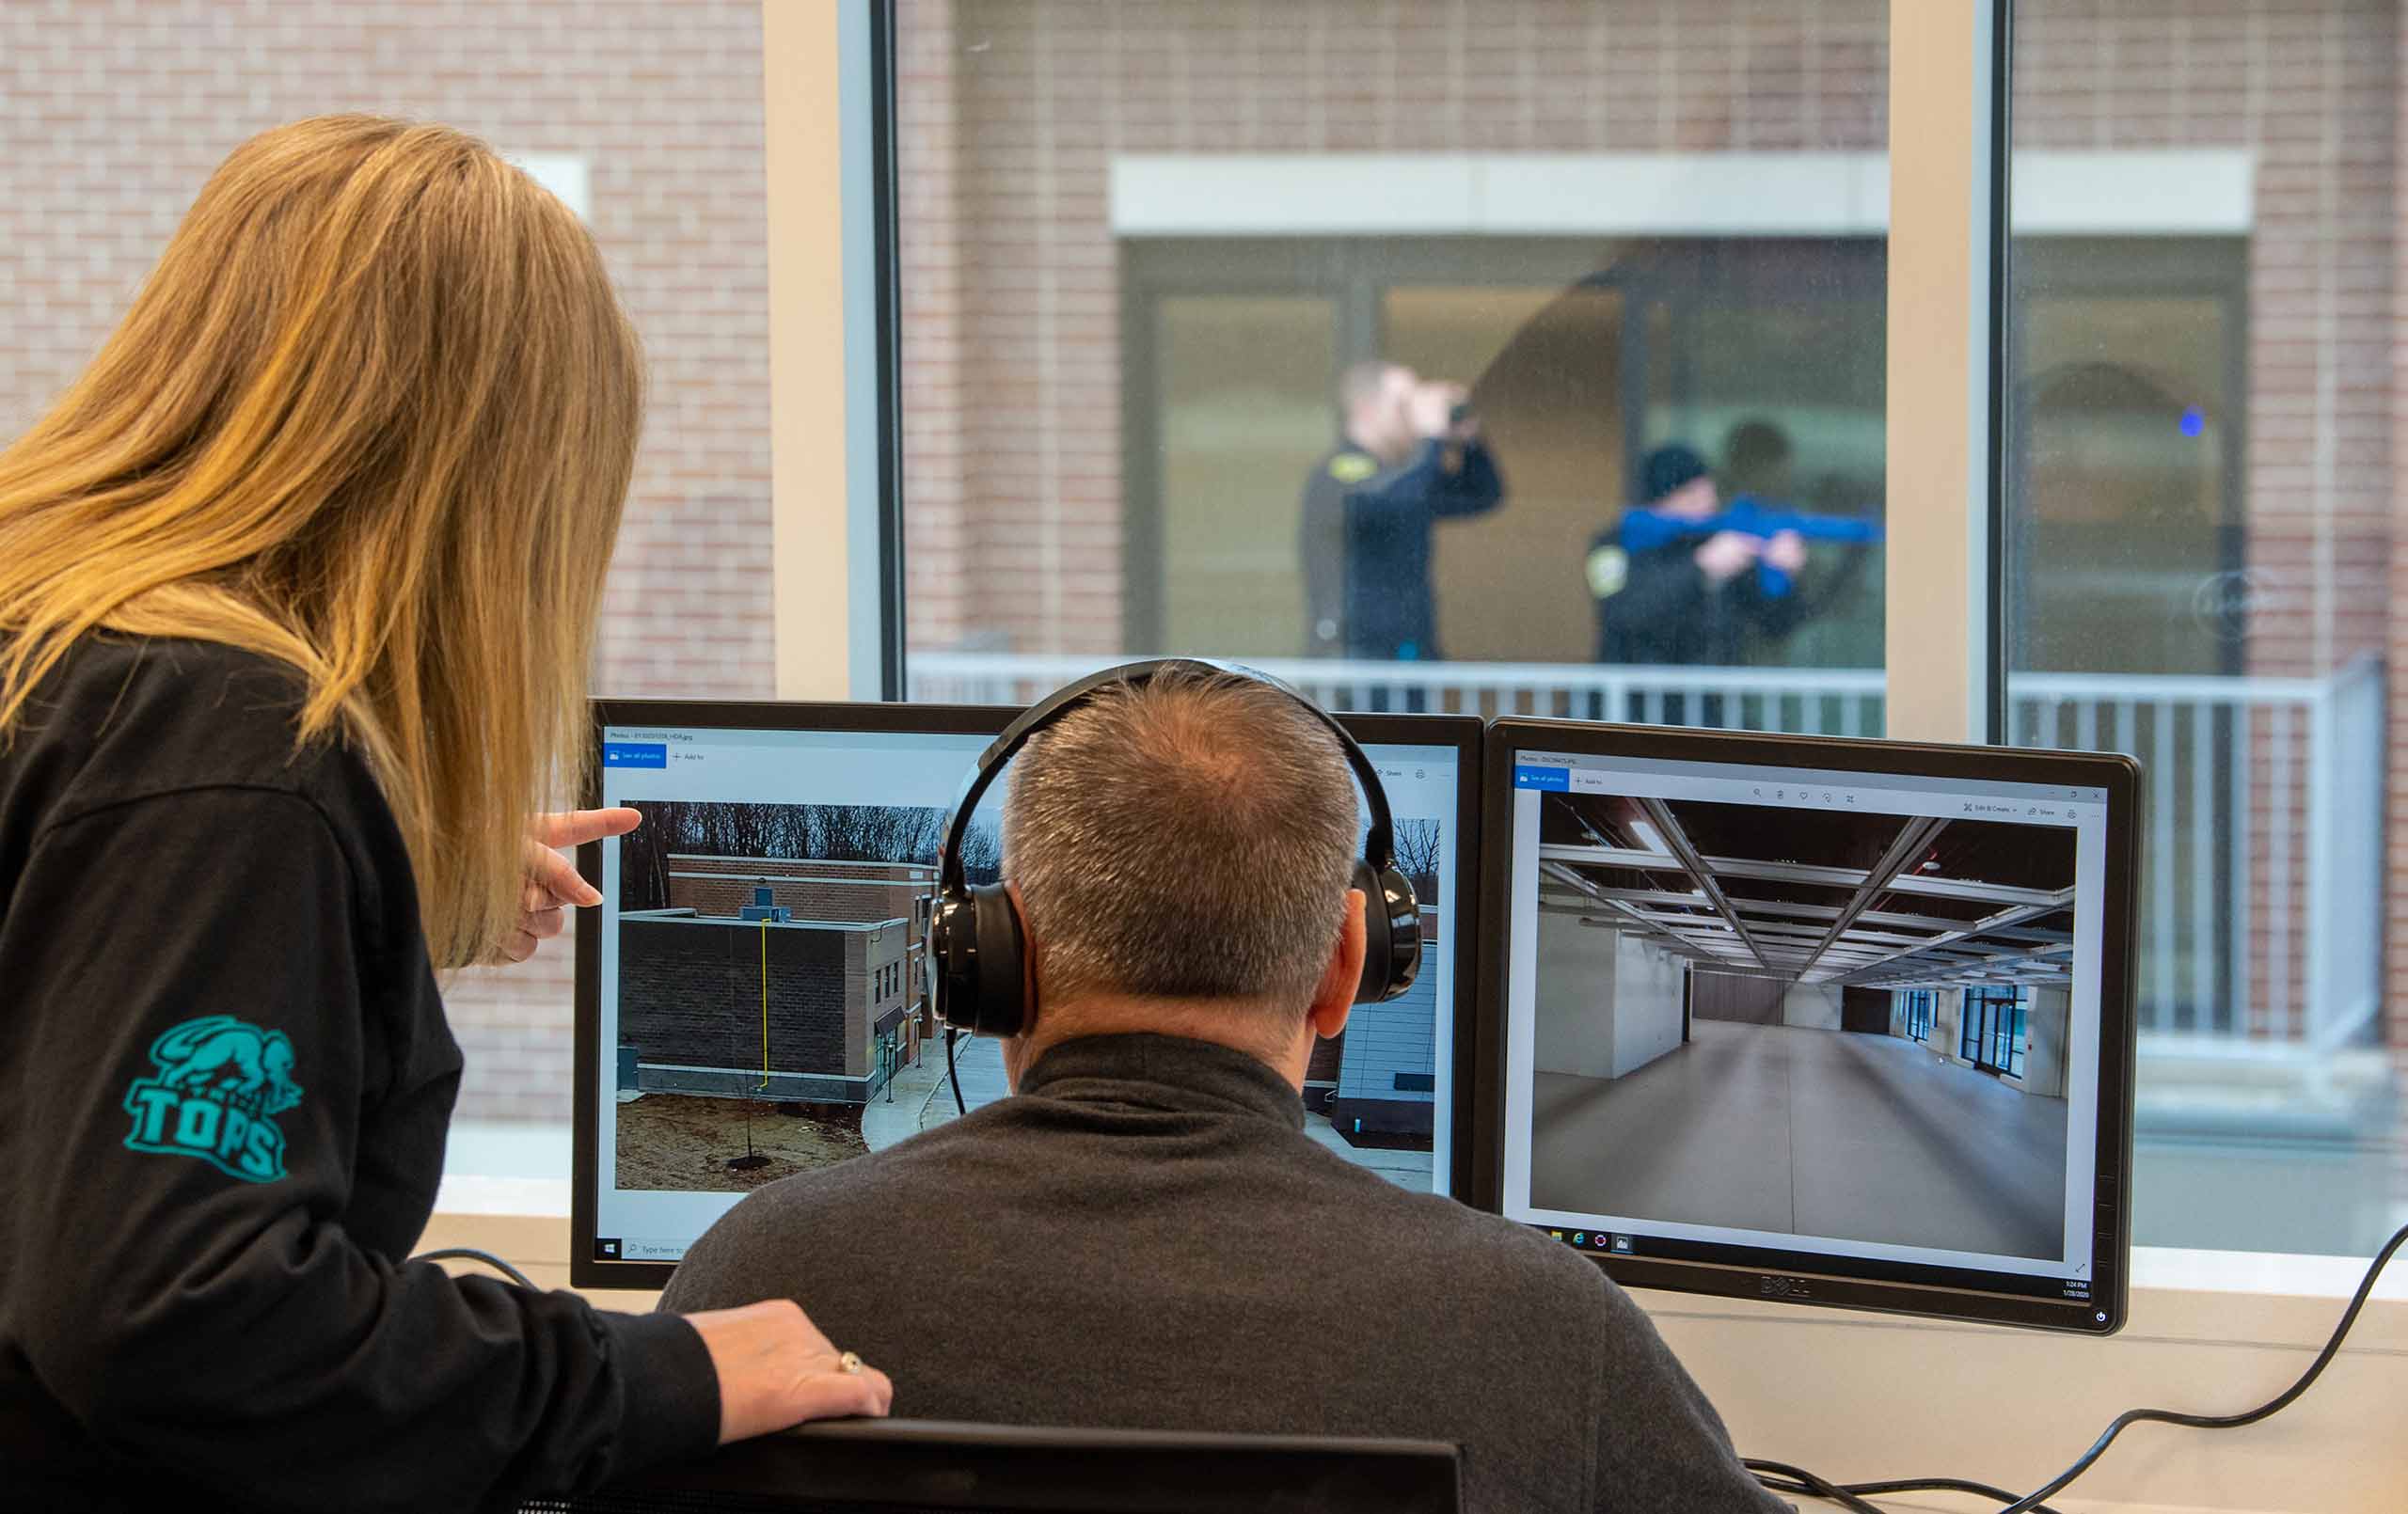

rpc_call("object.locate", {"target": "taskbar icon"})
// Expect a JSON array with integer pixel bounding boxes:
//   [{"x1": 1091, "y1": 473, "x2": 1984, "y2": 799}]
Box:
[{"x1": 1546, "y1": 1228, "x2": 1638, "y2": 1256}]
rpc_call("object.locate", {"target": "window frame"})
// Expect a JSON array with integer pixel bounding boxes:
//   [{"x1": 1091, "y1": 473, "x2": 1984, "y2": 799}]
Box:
[
  {"x1": 719, "y1": 0, "x2": 2407, "y2": 1285},
  {"x1": 410, "y1": 17, "x2": 2408, "y2": 1497}
]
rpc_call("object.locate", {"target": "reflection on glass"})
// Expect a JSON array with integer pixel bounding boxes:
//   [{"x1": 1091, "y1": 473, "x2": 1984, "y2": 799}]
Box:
[
  {"x1": 2005, "y1": 49, "x2": 2401, "y2": 1253},
  {"x1": 1153, "y1": 295, "x2": 1336, "y2": 657},
  {"x1": 897, "y1": 0, "x2": 1891, "y2": 731}
]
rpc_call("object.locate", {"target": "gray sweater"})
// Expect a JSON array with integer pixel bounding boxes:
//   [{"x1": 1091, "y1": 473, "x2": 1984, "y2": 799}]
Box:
[{"x1": 660, "y1": 1033, "x2": 1789, "y2": 1514}]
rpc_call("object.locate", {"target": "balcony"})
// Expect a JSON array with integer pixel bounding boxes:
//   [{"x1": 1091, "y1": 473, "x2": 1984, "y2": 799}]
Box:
[{"x1": 909, "y1": 651, "x2": 2384, "y2": 1055}]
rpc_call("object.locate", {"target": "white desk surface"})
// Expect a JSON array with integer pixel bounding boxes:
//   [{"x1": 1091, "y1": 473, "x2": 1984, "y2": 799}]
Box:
[{"x1": 423, "y1": 1185, "x2": 2407, "y2": 1514}]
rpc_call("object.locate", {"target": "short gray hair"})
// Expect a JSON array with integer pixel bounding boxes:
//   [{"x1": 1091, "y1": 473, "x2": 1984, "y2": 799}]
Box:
[{"x1": 1003, "y1": 667, "x2": 1359, "y2": 1014}]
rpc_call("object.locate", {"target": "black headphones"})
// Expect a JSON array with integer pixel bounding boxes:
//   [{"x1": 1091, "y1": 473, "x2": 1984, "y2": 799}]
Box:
[{"x1": 927, "y1": 658, "x2": 1423, "y2": 1039}]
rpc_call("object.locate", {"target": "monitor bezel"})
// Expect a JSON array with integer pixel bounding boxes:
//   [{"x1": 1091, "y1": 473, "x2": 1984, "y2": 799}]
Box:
[
  {"x1": 572, "y1": 698, "x2": 1486, "y2": 1292},
  {"x1": 1471, "y1": 718, "x2": 2140, "y2": 1335}
]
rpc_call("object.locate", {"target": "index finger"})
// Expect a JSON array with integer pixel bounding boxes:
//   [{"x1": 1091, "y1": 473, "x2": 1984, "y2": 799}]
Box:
[{"x1": 531, "y1": 807, "x2": 642, "y2": 849}]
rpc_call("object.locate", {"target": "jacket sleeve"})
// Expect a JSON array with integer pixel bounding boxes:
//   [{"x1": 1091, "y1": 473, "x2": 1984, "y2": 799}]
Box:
[
  {"x1": 1583, "y1": 1276, "x2": 1791, "y2": 1512},
  {"x1": 1353, "y1": 439, "x2": 1506, "y2": 520},
  {"x1": 1429, "y1": 438, "x2": 1505, "y2": 518},
  {"x1": 1732, "y1": 572, "x2": 1811, "y2": 643},
  {"x1": 3, "y1": 787, "x2": 721, "y2": 1512}
]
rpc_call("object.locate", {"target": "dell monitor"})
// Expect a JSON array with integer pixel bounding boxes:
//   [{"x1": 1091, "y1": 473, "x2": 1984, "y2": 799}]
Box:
[
  {"x1": 1477, "y1": 719, "x2": 2139, "y2": 1333},
  {"x1": 574, "y1": 699, "x2": 1482, "y2": 1291}
]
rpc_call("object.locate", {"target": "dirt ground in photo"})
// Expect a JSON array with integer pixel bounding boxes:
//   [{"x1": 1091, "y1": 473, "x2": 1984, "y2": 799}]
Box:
[{"x1": 615, "y1": 1094, "x2": 868, "y2": 1192}]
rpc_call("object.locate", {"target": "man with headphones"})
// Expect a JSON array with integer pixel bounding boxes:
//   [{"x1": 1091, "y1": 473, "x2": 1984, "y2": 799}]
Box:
[{"x1": 660, "y1": 662, "x2": 1783, "y2": 1514}]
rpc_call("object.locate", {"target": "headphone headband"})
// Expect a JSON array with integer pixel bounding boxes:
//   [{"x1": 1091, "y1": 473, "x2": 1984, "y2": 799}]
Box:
[
  {"x1": 929, "y1": 658, "x2": 1423, "y2": 1036},
  {"x1": 935, "y1": 657, "x2": 1399, "y2": 897}
]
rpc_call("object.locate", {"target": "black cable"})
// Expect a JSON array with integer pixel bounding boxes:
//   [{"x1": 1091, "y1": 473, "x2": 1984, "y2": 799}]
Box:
[
  {"x1": 1751, "y1": 1220, "x2": 2406, "y2": 1511},
  {"x1": 944, "y1": 1025, "x2": 966, "y2": 1116},
  {"x1": 1748, "y1": 1464, "x2": 2066, "y2": 1514},
  {"x1": 1744, "y1": 1459, "x2": 1884, "y2": 1514},
  {"x1": 1837, "y1": 1477, "x2": 2064, "y2": 1513},
  {"x1": 412, "y1": 1246, "x2": 538, "y2": 1290}
]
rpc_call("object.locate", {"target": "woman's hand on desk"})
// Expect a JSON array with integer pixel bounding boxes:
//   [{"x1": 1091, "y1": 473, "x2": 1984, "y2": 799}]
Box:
[
  {"x1": 501, "y1": 808, "x2": 642, "y2": 963},
  {"x1": 688, "y1": 1299, "x2": 895, "y2": 1443}
]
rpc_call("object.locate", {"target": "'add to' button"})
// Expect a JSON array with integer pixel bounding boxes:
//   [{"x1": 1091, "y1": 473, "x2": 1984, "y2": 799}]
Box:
[{"x1": 602, "y1": 743, "x2": 668, "y2": 769}]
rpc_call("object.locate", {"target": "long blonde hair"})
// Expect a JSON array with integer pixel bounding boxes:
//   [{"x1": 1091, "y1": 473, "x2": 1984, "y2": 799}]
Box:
[{"x1": 0, "y1": 115, "x2": 642, "y2": 968}]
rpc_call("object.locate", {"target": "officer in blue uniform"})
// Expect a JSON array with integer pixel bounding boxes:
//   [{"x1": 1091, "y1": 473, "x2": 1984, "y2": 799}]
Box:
[{"x1": 1299, "y1": 361, "x2": 1506, "y2": 664}]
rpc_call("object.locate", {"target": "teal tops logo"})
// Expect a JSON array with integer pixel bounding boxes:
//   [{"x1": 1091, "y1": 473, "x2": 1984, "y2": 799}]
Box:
[{"x1": 122, "y1": 1016, "x2": 305, "y2": 1183}]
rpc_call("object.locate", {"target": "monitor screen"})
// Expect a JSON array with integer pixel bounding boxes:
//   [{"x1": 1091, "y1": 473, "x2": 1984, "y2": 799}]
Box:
[
  {"x1": 575, "y1": 702, "x2": 1481, "y2": 1289},
  {"x1": 1480, "y1": 721, "x2": 2138, "y2": 1333}
]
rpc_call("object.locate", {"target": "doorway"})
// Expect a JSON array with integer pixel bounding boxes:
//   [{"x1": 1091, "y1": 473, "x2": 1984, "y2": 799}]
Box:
[{"x1": 1959, "y1": 986, "x2": 2029, "y2": 1079}]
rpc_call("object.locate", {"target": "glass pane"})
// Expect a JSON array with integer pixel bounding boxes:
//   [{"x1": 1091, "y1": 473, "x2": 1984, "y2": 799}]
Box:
[
  {"x1": 1156, "y1": 295, "x2": 1339, "y2": 656},
  {"x1": 897, "y1": 0, "x2": 1891, "y2": 729},
  {"x1": 2005, "y1": 6, "x2": 2403, "y2": 1254}
]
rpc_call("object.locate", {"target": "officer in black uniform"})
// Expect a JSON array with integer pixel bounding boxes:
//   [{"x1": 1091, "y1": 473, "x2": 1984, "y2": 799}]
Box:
[
  {"x1": 1300, "y1": 361, "x2": 1506, "y2": 667},
  {"x1": 1584, "y1": 444, "x2": 1814, "y2": 725},
  {"x1": 1589, "y1": 443, "x2": 1808, "y2": 670}
]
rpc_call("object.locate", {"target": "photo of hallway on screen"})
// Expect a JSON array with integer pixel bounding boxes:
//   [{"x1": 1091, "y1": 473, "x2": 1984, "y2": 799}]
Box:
[{"x1": 1530, "y1": 793, "x2": 2077, "y2": 1261}]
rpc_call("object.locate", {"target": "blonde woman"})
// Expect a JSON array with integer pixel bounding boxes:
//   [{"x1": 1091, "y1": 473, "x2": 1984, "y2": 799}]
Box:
[{"x1": 0, "y1": 117, "x2": 889, "y2": 1509}]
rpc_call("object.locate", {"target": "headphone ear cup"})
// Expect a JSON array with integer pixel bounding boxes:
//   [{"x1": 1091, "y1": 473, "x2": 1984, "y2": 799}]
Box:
[
  {"x1": 966, "y1": 881, "x2": 1029, "y2": 1037},
  {"x1": 1354, "y1": 859, "x2": 1391, "y2": 1004},
  {"x1": 1352, "y1": 859, "x2": 1425, "y2": 1004},
  {"x1": 928, "y1": 889, "x2": 977, "y2": 1032}
]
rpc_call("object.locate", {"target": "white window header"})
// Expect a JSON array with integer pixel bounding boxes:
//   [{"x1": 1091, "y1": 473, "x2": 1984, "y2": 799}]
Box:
[{"x1": 1109, "y1": 150, "x2": 2252, "y2": 239}]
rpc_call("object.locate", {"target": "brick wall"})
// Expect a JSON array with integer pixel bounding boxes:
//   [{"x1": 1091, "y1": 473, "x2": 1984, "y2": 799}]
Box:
[
  {"x1": 0, "y1": 0, "x2": 774, "y2": 1121},
  {"x1": 2392, "y1": 0, "x2": 2408, "y2": 1201}
]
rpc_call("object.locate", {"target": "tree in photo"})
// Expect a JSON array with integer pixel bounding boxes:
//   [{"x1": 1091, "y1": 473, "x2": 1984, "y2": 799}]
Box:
[
  {"x1": 616, "y1": 799, "x2": 1001, "y2": 911},
  {"x1": 1388, "y1": 818, "x2": 1444, "y2": 905}
]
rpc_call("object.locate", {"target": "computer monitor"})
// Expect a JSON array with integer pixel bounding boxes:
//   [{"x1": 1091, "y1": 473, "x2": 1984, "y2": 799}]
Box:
[
  {"x1": 1475, "y1": 719, "x2": 2139, "y2": 1333},
  {"x1": 573, "y1": 700, "x2": 1483, "y2": 1291}
]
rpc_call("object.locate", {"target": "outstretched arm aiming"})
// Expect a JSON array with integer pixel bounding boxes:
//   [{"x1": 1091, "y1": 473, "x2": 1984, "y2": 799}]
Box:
[{"x1": 1431, "y1": 437, "x2": 1505, "y2": 518}]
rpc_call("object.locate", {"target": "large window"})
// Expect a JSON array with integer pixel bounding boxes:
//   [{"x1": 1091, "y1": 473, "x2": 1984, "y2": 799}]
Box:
[
  {"x1": 895, "y1": 0, "x2": 1892, "y2": 723},
  {"x1": 1901, "y1": 988, "x2": 1936, "y2": 1044},
  {"x1": 888, "y1": 0, "x2": 2404, "y2": 1260},
  {"x1": 2004, "y1": 0, "x2": 2400, "y2": 1256}
]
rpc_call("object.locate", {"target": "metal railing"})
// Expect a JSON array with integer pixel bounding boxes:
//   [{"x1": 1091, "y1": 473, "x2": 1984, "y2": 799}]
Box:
[
  {"x1": 2010, "y1": 655, "x2": 2384, "y2": 1052},
  {"x1": 908, "y1": 650, "x2": 2385, "y2": 1050}
]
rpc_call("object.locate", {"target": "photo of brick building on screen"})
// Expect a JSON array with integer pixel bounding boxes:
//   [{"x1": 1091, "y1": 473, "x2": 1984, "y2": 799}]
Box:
[{"x1": 610, "y1": 800, "x2": 995, "y2": 1191}]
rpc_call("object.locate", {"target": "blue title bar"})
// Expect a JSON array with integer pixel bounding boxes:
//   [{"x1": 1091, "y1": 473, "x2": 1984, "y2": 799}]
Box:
[
  {"x1": 1513, "y1": 765, "x2": 1569, "y2": 792},
  {"x1": 602, "y1": 742, "x2": 668, "y2": 769}
]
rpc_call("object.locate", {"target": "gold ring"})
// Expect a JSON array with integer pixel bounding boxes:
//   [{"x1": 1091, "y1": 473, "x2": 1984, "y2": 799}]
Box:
[{"x1": 838, "y1": 1350, "x2": 863, "y2": 1376}]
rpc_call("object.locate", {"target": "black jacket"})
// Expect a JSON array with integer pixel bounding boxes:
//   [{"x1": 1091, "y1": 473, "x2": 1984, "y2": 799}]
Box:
[
  {"x1": 1588, "y1": 526, "x2": 1808, "y2": 667},
  {"x1": 662, "y1": 1033, "x2": 1786, "y2": 1514},
  {"x1": 1300, "y1": 438, "x2": 1504, "y2": 659},
  {"x1": 0, "y1": 637, "x2": 719, "y2": 1511}
]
